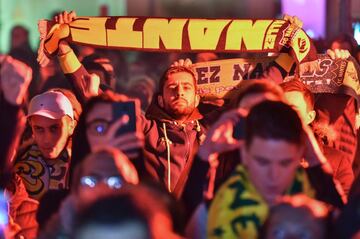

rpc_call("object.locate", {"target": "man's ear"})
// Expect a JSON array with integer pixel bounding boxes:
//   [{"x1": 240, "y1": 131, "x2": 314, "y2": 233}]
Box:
[
  {"x1": 158, "y1": 95, "x2": 164, "y2": 108},
  {"x1": 68, "y1": 119, "x2": 76, "y2": 135},
  {"x1": 72, "y1": 119, "x2": 78, "y2": 129},
  {"x1": 307, "y1": 110, "x2": 316, "y2": 124},
  {"x1": 195, "y1": 94, "x2": 200, "y2": 108}
]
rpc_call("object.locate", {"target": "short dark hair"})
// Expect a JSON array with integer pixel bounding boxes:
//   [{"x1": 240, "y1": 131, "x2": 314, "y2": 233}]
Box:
[
  {"x1": 73, "y1": 184, "x2": 174, "y2": 239},
  {"x1": 245, "y1": 101, "x2": 304, "y2": 148},
  {"x1": 280, "y1": 79, "x2": 314, "y2": 111},
  {"x1": 259, "y1": 195, "x2": 329, "y2": 239},
  {"x1": 71, "y1": 91, "x2": 130, "y2": 189},
  {"x1": 74, "y1": 189, "x2": 150, "y2": 238},
  {"x1": 158, "y1": 66, "x2": 197, "y2": 94}
]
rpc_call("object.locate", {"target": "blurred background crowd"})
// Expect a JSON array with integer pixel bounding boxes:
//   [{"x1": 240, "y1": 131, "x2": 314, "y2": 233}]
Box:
[{"x1": 1, "y1": 1, "x2": 360, "y2": 239}]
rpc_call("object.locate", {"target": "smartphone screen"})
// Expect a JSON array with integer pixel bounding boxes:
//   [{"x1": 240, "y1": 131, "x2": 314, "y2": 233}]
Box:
[
  {"x1": 112, "y1": 101, "x2": 137, "y2": 137},
  {"x1": 353, "y1": 21, "x2": 360, "y2": 45},
  {"x1": 0, "y1": 190, "x2": 8, "y2": 238}
]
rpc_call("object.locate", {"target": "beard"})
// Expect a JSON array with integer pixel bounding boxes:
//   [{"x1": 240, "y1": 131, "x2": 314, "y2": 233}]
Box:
[{"x1": 165, "y1": 100, "x2": 196, "y2": 120}]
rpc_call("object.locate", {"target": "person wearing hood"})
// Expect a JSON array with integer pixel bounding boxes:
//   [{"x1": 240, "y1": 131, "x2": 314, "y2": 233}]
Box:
[
  {"x1": 49, "y1": 11, "x2": 313, "y2": 200},
  {"x1": 48, "y1": 11, "x2": 207, "y2": 198},
  {"x1": 141, "y1": 64, "x2": 206, "y2": 197},
  {"x1": 63, "y1": 50, "x2": 205, "y2": 198}
]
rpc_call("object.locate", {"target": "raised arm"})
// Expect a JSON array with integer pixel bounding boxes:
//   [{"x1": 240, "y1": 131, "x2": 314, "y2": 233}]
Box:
[
  {"x1": 0, "y1": 55, "x2": 32, "y2": 188},
  {"x1": 38, "y1": 11, "x2": 100, "y2": 105}
]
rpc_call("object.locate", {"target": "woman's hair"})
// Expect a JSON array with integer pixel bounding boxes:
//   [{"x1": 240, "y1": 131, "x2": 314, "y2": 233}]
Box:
[
  {"x1": 70, "y1": 91, "x2": 128, "y2": 187},
  {"x1": 73, "y1": 184, "x2": 179, "y2": 239}
]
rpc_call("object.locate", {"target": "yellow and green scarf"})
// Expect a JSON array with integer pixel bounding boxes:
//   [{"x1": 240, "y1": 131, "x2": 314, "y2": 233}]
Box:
[{"x1": 207, "y1": 164, "x2": 315, "y2": 239}]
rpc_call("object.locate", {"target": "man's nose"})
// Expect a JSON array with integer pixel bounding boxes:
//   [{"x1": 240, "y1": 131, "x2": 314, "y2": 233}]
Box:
[
  {"x1": 43, "y1": 131, "x2": 52, "y2": 145},
  {"x1": 268, "y1": 165, "x2": 278, "y2": 181},
  {"x1": 176, "y1": 86, "x2": 184, "y2": 96}
]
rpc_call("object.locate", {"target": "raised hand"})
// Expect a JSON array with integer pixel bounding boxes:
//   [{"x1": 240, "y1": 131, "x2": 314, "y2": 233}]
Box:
[
  {"x1": 0, "y1": 55, "x2": 32, "y2": 105},
  {"x1": 83, "y1": 73, "x2": 100, "y2": 98},
  {"x1": 198, "y1": 108, "x2": 246, "y2": 163},
  {"x1": 38, "y1": 10, "x2": 77, "y2": 66},
  {"x1": 283, "y1": 14, "x2": 303, "y2": 28},
  {"x1": 326, "y1": 49, "x2": 351, "y2": 60},
  {"x1": 53, "y1": 11, "x2": 77, "y2": 56},
  {"x1": 170, "y1": 58, "x2": 193, "y2": 67},
  {"x1": 88, "y1": 114, "x2": 145, "y2": 159},
  {"x1": 54, "y1": 10, "x2": 77, "y2": 24}
]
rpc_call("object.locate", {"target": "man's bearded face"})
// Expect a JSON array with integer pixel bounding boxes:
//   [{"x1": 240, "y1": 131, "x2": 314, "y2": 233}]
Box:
[{"x1": 159, "y1": 72, "x2": 199, "y2": 120}]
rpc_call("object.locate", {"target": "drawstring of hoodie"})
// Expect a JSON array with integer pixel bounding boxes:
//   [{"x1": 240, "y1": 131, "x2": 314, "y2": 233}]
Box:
[
  {"x1": 162, "y1": 120, "x2": 201, "y2": 193},
  {"x1": 195, "y1": 120, "x2": 201, "y2": 133},
  {"x1": 162, "y1": 122, "x2": 172, "y2": 192}
]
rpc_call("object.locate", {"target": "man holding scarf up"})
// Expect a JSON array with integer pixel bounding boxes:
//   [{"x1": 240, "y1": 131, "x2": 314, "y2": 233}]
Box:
[{"x1": 37, "y1": 11, "x2": 319, "y2": 199}]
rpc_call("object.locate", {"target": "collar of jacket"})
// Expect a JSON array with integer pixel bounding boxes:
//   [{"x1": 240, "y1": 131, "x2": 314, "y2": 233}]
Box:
[{"x1": 145, "y1": 96, "x2": 203, "y2": 124}]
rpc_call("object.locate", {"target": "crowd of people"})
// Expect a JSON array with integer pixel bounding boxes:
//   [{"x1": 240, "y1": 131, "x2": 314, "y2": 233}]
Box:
[{"x1": 1, "y1": 10, "x2": 360, "y2": 239}]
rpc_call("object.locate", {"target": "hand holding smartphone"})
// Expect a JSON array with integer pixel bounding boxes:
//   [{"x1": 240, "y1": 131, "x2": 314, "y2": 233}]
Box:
[{"x1": 112, "y1": 100, "x2": 138, "y2": 137}]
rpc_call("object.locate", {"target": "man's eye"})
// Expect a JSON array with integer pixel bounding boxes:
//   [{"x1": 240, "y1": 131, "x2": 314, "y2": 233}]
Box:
[
  {"x1": 256, "y1": 158, "x2": 270, "y2": 166},
  {"x1": 280, "y1": 160, "x2": 292, "y2": 167},
  {"x1": 34, "y1": 127, "x2": 44, "y2": 133},
  {"x1": 95, "y1": 124, "x2": 106, "y2": 134},
  {"x1": 50, "y1": 126, "x2": 60, "y2": 132},
  {"x1": 88, "y1": 121, "x2": 109, "y2": 135}
]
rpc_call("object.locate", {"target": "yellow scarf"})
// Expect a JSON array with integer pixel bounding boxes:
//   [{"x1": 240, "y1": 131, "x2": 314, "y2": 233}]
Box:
[
  {"x1": 14, "y1": 144, "x2": 71, "y2": 200},
  {"x1": 207, "y1": 164, "x2": 314, "y2": 239},
  {"x1": 38, "y1": 17, "x2": 317, "y2": 65}
]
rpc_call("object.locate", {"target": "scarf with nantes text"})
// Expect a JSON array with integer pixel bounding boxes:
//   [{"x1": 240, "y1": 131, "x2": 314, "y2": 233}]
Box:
[{"x1": 38, "y1": 16, "x2": 317, "y2": 65}]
